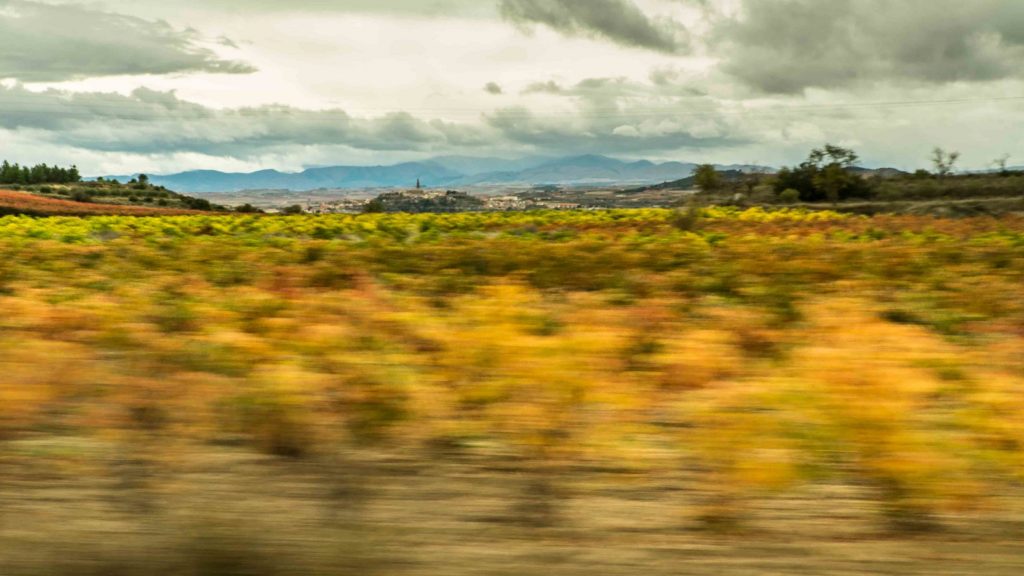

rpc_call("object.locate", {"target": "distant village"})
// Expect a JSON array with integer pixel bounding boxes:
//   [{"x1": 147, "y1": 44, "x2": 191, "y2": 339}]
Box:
[{"x1": 301, "y1": 180, "x2": 582, "y2": 214}]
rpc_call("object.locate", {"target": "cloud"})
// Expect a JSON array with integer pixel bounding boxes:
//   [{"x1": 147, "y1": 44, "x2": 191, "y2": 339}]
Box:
[
  {"x1": 485, "y1": 76, "x2": 741, "y2": 154},
  {"x1": 485, "y1": 104, "x2": 737, "y2": 154},
  {"x1": 522, "y1": 80, "x2": 565, "y2": 94},
  {"x1": 0, "y1": 84, "x2": 489, "y2": 156},
  {"x1": 0, "y1": 80, "x2": 744, "y2": 162},
  {"x1": 612, "y1": 124, "x2": 640, "y2": 138},
  {"x1": 707, "y1": 0, "x2": 1024, "y2": 93},
  {"x1": 498, "y1": 0, "x2": 687, "y2": 53},
  {"x1": 484, "y1": 82, "x2": 504, "y2": 94},
  {"x1": 103, "y1": 0, "x2": 490, "y2": 17},
  {"x1": 521, "y1": 74, "x2": 704, "y2": 107},
  {"x1": 0, "y1": 0, "x2": 254, "y2": 82}
]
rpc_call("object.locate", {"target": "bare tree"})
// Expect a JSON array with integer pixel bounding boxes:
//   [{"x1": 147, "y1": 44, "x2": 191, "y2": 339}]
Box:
[
  {"x1": 992, "y1": 154, "x2": 1011, "y2": 176},
  {"x1": 931, "y1": 148, "x2": 960, "y2": 180}
]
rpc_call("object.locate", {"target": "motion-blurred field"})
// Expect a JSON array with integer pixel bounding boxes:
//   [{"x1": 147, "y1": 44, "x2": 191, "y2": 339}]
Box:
[{"x1": 2, "y1": 208, "x2": 1023, "y2": 575}]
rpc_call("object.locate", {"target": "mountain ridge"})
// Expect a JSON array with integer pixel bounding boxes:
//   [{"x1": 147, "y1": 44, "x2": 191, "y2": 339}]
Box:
[{"x1": 100, "y1": 155, "x2": 774, "y2": 193}]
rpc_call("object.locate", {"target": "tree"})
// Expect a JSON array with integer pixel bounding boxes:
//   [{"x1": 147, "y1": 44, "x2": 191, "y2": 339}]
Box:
[
  {"x1": 992, "y1": 154, "x2": 1011, "y2": 176},
  {"x1": 741, "y1": 170, "x2": 764, "y2": 196},
  {"x1": 773, "y1": 144, "x2": 870, "y2": 202},
  {"x1": 282, "y1": 204, "x2": 304, "y2": 215},
  {"x1": 0, "y1": 161, "x2": 80, "y2": 185},
  {"x1": 808, "y1": 144, "x2": 858, "y2": 169},
  {"x1": 138, "y1": 174, "x2": 149, "y2": 185},
  {"x1": 693, "y1": 164, "x2": 723, "y2": 193},
  {"x1": 931, "y1": 148, "x2": 960, "y2": 179},
  {"x1": 813, "y1": 163, "x2": 847, "y2": 205},
  {"x1": 778, "y1": 188, "x2": 800, "y2": 204},
  {"x1": 183, "y1": 197, "x2": 213, "y2": 210},
  {"x1": 236, "y1": 203, "x2": 262, "y2": 214}
]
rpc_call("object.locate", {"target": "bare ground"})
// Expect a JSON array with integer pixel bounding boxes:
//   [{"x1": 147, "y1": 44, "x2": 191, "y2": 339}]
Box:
[{"x1": 2, "y1": 437, "x2": 1023, "y2": 576}]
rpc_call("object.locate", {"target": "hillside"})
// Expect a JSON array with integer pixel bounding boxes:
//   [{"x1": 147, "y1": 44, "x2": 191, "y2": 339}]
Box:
[
  {"x1": 365, "y1": 190, "x2": 485, "y2": 213},
  {"x1": 6, "y1": 179, "x2": 225, "y2": 211},
  {"x1": 624, "y1": 169, "x2": 751, "y2": 193},
  {"x1": 0, "y1": 189, "x2": 205, "y2": 216},
  {"x1": 629, "y1": 166, "x2": 914, "y2": 195}
]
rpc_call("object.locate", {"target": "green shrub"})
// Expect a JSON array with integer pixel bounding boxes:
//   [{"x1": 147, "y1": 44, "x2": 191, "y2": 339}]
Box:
[
  {"x1": 874, "y1": 183, "x2": 902, "y2": 201},
  {"x1": 669, "y1": 203, "x2": 704, "y2": 231},
  {"x1": 778, "y1": 188, "x2": 800, "y2": 204}
]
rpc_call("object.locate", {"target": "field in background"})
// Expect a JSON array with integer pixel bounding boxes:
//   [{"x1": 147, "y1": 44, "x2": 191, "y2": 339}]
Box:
[
  {"x1": 0, "y1": 189, "x2": 205, "y2": 217},
  {"x1": 1, "y1": 208, "x2": 1023, "y2": 575}
]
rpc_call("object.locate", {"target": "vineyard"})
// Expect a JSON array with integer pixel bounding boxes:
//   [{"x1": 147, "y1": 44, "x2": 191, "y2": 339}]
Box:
[
  {"x1": 2, "y1": 207, "x2": 1024, "y2": 574},
  {"x1": 0, "y1": 189, "x2": 204, "y2": 217}
]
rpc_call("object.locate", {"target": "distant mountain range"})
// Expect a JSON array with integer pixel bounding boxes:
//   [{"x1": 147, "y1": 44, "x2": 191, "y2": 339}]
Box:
[
  {"x1": 100, "y1": 155, "x2": 772, "y2": 193},
  {"x1": 847, "y1": 166, "x2": 910, "y2": 178}
]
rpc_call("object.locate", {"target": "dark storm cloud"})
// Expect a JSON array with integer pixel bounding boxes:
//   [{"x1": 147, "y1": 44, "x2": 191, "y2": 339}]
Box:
[
  {"x1": 496, "y1": 0, "x2": 1024, "y2": 93},
  {"x1": 498, "y1": 0, "x2": 688, "y2": 53},
  {"x1": 709, "y1": 0, "x2": 1024, "y2": 93},
  {"x1": 0, "y1": 0, "x2": 253, "y2": 82}
]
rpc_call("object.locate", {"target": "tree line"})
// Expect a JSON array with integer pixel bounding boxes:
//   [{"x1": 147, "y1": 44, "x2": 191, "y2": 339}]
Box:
[
  {"x1": 693, "y1": 145, "x2": 1016, "y2": 203},
  {"x1": 772, "y1": 144, "x2": 873, "y2": 202},
  {"x1": 0, "y1": 161, "x2": 82, "y2": 185}
]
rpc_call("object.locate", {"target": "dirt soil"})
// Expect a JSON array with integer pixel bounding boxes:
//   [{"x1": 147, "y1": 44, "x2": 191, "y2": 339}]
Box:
[{"x1": 2, "y1": 438, "x2": 1022, "y2": 576}]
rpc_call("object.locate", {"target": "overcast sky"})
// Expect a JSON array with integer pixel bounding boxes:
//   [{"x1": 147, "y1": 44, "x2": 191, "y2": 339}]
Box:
[{"x1": 2, "y1": 0, "x2": 1023, "y2": 174}]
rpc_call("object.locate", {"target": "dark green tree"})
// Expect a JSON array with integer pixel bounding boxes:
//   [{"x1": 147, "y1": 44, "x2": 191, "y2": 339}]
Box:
[
  {"x1": 693, "y1": 164, "x2": 723, "y2": 193},
  {"x1": 773, "y1": 145, "x2": 872, "y2": 202},
  {"x1": 0, "y1": 161, "x2": 83, "y2": 184}
]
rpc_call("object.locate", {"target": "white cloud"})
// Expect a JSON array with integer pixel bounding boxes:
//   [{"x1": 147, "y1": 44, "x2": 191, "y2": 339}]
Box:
[
  {"x1": 612, "y1": 125, "x2": 640, "y2": 137},
  {"x1": 0, "y1": 0, "x2": 253, "y2": 81}
]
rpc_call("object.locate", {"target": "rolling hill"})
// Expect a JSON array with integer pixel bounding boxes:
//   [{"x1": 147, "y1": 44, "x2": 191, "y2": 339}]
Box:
[{"x1": 0, "y1": 189, "x2": 204, "y2": 216}]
